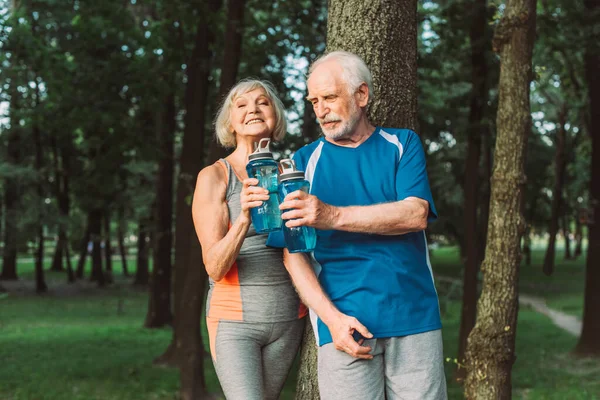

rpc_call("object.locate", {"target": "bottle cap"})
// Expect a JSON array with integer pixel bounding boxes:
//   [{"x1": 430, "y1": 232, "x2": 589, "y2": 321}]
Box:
[
  {"x1": 278, "y1": 159, "x2": 306, "y2": 183},
  {"x1": 248, "y1": 138, "x2": 274, "y2": 161}
]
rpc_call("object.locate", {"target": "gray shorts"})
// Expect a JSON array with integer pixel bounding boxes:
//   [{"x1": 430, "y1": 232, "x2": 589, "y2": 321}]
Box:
[{"x1": 317, "y1": 329, "x2": 447, "y2": 400}]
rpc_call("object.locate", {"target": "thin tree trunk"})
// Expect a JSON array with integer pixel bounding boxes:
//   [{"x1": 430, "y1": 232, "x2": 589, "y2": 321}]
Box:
[
  {"x1": 574, "y1": 215, "x2": 583, "y2": 258},
  {"x1": 134, "y1": 218, "x2": 150, "y2": 286},
  {"x1": 33, "y1": 89, "x2": 48, "y2": 293},
  {"x1": 543, "y1": 106, "x2": 568, "y2": 275},
  {"x1": 104, "y1": 210, "x2": 114, "y2": 284},
  {"x1": 117, "y1": 206, "x2": 129, "y2": 276},
  {"x1": 327, "y1": 0, "x2": 418, "y2": 130},
  {"x1": 206, "y1": 0, "x2": 246, "y2": 161},
  {"x1": 89, "y1": 209, "x2": 105, "y2": 287},
  {"x1": 457, "y1": 0, "x2": 489, "y2": 380},
  {"x1": 75, "y1": 219, "x2": 91, "y2": 279},
  {"x1": 1, "y1": 130, "x2": 20, "y2": 281},
  {"x1": 464, "y1": 0, "x2": 536, "y2": 397},
  {"x1": 575, "y1": 0, "x2": 600, "y2": 356},
  {"x1": 145, "y1": 92, "x2": 175, "y2": 328},
  {"x1": 294, "y1": 320, "x2": 319, "y2": 400},
  {"x1": 562, "y1": 211, "x2": 572, "y2": 260},
  {"x1": 62, "y1": 230, "x2": 75, "y2": 283}
]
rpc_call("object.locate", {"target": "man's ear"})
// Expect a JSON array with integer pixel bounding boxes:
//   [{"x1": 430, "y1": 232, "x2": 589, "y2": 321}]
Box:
[{"x1": 355, "y1": 83, "x2": 369, "y2": 107}]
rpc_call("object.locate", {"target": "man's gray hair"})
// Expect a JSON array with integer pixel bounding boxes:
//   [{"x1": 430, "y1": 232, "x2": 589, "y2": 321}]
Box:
[
  {"x1": 214, "y1": 79, "x2": 287, "y2": 148},
  {"x1": 308, "y1": 51, "x2": 374, "y2": 99}
]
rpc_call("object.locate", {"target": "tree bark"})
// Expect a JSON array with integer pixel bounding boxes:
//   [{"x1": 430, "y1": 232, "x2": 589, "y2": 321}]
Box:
[
  {"x1": 477, "y1": 125, "x2": 493, "y2": 266},
  {"x1": 464, "y1": 1, "x2": 536, "y2": 398},
  {"x1": 327, "y1": 0, "x2": 418, "y2": 130},
  {"x1": 457, "y1": 0, "x2": 489, "y2": 380},
  {"x1": 145, "y1": 92, "x2": 175, "y2": 328},
  {"x1": 89, "y1": 209, "x2": 105, "y2": 287},
  {"x1": 134, "y1": 217, "x2": 150, "y2": 286},
  {"x1": 294, "y1": 321, "x2": 319, "y2": 400},
  {"x1": 575, "y1": 0, "x2": 600, "y2": 357},
  {"x1": 543, "y1": 106, "x2": 567, "y2": 275}
]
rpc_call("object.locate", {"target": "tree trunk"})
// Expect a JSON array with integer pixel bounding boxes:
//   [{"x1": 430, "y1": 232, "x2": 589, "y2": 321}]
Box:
[
  {"x1": 134, "y1": 218, "x2": 150, "y2": 286},
  {"x1": 457, "y1": 0, "x2": 489, "y2": 380},
  {"x1": 89, "y1": 209, "x2": 105, "y2": 287},
  {"x1": 206, "y1": 0, "x2": 246, "y2": 162},
  {"x1": 170, "y1": 4, "x2": 222, "y2": 399},
  {"x1": 145, "y1": 92, "x2": 175, "y2": 328},
  {"x1": 62, "y1": 229, "x2": 75, "y2": 283},
  {"x1": 104, "y1": 210, "x2": 114, "y2": 284},
  {"x1": 75, "y1": 219, "x2": 91, "y2": 279},
  {"x1": 1, "y1": 133, "x2": 19, "y2": 281},
  {"x1": 327, "y1": 0, "x2": 418, "y2": 130},
  {"x1": 294, "y1": 321, "x2": 319, "y2": 400},
  {"x1": 543, "y1": 106, "x2": 568, "y2": 275},
  {"x1": 33, "y1": 94, "x2": 48, "y2": 293},
  {"x1": 155, "y1": 0, "x2": 219, "y2": 369},
  {"x1": 575, "y1": 0, "x2": 600, "y2": 357},
  {"x1": 478, "y1": 125, "x2": 493, "y2": 266},
  {"x1": 562, "y1": 212, "x2": 572, "y2": 260},
  {"x1": 464, "y1": 1, "x2": 536, "y2": 398},
  {"x1": 574, "y1": 215, "x2": 583, "y2": 258},
  {"x1": 117, "y1": 206, "x2": 129, "y2": 276},
  {"x1": 294, "y1": 0, "x2": 420, "y2": 396}
]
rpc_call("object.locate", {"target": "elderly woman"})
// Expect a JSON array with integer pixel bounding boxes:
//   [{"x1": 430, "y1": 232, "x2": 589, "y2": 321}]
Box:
[{"x1": 192, "y1": 79, "x2": 306, "y2": 400}]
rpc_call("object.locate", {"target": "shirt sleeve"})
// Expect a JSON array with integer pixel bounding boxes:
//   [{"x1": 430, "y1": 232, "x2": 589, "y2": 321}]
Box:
[{"x1": 396, "y1": 131, "x2": 438, "y2": 222}]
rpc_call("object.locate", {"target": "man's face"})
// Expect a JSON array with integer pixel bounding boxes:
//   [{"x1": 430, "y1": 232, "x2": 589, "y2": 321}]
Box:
[{"x1": 306, "y1": 62, "x2": 364, "y2": 141}]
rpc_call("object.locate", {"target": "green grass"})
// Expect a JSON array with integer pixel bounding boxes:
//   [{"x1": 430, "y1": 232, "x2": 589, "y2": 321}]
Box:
[
  {"x1": 1, "y1": 249, "x2": 598, "y2": 399},
  {"x1": 430, "y1": 246, "x2": 586, "y2": 317}
]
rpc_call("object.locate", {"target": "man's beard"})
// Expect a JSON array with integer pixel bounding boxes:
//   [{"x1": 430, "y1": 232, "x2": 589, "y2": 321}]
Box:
[{"x1": 318, "y1": 101, "x2": 361, "y2": 140}]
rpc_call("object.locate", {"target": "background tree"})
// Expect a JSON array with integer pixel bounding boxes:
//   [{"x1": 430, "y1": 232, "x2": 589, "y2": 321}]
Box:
[
  {"x1": 575, "y1": 0, "x2": 600, "y2": 357},
  {"x1": 464, "y1": 0, "x2": 537, "y2": 398}
]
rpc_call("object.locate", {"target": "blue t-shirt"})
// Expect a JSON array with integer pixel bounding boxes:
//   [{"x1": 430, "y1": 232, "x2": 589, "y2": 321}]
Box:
[{"x1": 268, "y1": 127, "x2": 441, "y2": 346}]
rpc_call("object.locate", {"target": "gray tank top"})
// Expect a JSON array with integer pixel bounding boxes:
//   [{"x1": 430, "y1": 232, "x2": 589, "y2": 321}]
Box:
[{"x1": 206, "y1": 159, "x2": 306, "y2": 323}]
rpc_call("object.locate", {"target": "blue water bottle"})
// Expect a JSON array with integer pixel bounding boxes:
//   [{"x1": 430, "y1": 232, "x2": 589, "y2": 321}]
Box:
[
  {"x1": 277, "y1": 159, "x2": 317, "y2": 253},
  {"x1": 245, "y1": 138, "x2": 282, "y2": 233}
]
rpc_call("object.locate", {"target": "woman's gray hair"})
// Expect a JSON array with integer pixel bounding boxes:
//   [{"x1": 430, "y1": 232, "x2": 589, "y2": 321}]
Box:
[
  {"x1": 214, "y1": 79, "x2": 287, "y2": 148},
  {"x1": 308, "y1": 51, "x2": 373, "y2": 100}
]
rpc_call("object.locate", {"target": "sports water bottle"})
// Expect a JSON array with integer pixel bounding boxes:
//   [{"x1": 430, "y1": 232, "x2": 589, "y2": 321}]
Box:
[
  {"x1": 245, "y1": 138, "x2": 282, "y2": 233},
  {"x1": 277, "y1": 159, "x2": 317, "y2": 253}
]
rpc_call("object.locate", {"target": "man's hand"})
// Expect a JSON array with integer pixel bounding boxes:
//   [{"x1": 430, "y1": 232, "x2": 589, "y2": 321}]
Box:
[
  {"x1": 328, "y1": 313, "x2": 374, "y2": 359},
  {"x1": 279, "y1": 190, "x2": 338, "y2": 230}
]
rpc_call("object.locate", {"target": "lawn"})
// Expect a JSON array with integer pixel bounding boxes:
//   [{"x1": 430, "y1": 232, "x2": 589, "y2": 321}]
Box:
[{"x1": 1, "y1": 249, "x2": 598, "y2": 399}]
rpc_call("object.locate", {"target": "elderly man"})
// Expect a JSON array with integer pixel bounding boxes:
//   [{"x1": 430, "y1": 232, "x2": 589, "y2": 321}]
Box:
[{"x1": 269, "y1": 51, "x2": 447, "y2": 400}]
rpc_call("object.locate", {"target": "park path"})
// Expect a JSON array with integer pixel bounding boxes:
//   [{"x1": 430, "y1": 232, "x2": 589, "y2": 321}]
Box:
[{"x1": 436, "y1": 276, "x2": 582, "y2": 337}]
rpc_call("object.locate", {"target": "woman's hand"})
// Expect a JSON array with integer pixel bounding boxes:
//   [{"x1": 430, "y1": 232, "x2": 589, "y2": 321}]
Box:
[{"x1": 240, "y1": 178, "x2": 270, "y2": 221}]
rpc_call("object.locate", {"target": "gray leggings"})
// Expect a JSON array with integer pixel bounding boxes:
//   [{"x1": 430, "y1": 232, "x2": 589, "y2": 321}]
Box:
[{"x1": 211, "y1": 318, "x2": 305, "y2": 400}]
